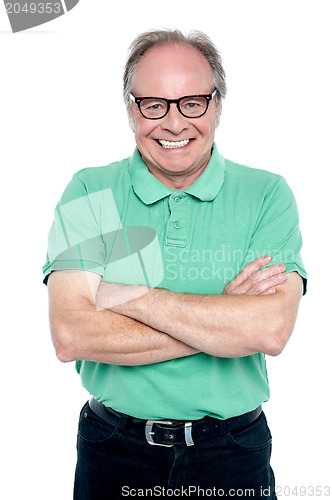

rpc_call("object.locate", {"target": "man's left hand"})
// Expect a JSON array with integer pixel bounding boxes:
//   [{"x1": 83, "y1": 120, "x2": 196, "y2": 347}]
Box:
[{"x1": 223, "y1": 255, "x2": 287, "y2": 296}]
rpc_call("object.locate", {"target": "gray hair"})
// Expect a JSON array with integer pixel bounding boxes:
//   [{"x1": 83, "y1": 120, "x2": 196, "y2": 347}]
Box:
[{"x1": 123, "y1": 29, "x2": 227, "y2": 119}]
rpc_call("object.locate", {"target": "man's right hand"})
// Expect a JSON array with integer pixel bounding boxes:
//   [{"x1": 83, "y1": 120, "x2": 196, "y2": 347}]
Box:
[{"x1": 223, "y1": 256, "x2": 287, "y2": 296}]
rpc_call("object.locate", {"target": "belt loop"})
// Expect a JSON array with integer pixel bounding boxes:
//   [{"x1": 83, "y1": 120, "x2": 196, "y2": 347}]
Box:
[
  {"x1": 118, "y1": 414, "x2": 129, "y2": 432},
  {"x1": 220, "y1": 419, "x2": 227, "y2": 436}
]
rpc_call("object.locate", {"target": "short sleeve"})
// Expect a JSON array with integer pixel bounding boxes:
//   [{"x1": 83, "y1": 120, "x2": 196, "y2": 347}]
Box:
[
  {"x1": 42, "y1": 174, "x2": 106, "y2": 284},
  {"x1": 244, "y1": 176, "x2": 307, "y2": 294}
]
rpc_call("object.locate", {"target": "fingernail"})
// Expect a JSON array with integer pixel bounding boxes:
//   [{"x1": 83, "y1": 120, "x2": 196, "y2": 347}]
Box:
[{"x1": 264, "y1": 255, "x2": 271, "y2": 261}]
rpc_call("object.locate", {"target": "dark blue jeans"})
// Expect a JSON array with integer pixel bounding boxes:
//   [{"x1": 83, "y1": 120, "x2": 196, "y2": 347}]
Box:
[{"x1": 74, "y1": 402, "x2": 276, "y2": 499}]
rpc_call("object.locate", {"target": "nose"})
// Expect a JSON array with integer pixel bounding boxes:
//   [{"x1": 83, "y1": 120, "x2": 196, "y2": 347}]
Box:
[{"x1": 160, "y1": 103, "x2": 189, "y2": 135}]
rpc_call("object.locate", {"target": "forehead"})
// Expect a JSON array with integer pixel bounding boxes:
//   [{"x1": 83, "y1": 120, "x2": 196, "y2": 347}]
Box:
[{"x1": 133, "y1": 43, "x2": 214, "y2": 97}]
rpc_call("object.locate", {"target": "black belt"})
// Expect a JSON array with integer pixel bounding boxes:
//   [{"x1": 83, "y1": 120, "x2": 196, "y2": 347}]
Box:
[{"x1": 89, "y1": 397, "x2": 262, "y2": 448}]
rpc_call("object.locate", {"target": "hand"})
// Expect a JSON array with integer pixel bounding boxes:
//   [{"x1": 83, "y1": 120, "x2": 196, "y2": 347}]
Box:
[{"x1": 223, "y1": 256, "x2": 287, "y2": 296}]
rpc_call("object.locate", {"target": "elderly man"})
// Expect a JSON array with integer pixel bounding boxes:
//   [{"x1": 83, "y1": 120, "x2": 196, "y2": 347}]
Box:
[{"x1": 44, "y1": 29, "x2": 306, "y2": 499}]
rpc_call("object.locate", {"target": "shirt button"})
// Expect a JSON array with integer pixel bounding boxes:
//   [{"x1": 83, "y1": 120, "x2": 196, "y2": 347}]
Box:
[
  {"x1": 174, "y1": 222, "x2": 181, "y2": 229},
  {"x1": 174, "y1": 197, "x2": 181, "y2": 203}
]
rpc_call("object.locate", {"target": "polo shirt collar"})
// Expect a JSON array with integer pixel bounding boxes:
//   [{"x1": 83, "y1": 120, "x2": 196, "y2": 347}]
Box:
[
  {"x1": 129, "y1": 143, "x2": 225, "y2": 205},
  {"x1": 185, "y1": 143, "x2": 225, "y2": 201}
]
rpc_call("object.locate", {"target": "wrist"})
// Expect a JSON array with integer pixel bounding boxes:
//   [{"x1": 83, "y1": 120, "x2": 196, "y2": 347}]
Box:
[
  {"x1": 110, "y1": 284, "x2": 151, "y2": 316},
  {"x1": 95, "y1": 282, "x2": 150, "y2": 312}
]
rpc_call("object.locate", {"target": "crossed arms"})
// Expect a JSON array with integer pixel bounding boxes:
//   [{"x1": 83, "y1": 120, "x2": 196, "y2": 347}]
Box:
[{"x1": 48, "y1": 255, "x2": 303, "y2": 365}]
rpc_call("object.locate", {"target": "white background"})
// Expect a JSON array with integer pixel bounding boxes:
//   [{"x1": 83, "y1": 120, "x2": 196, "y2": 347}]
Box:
[{"x1": 1, "y1": 1, "x2": 331, "y2": 498}]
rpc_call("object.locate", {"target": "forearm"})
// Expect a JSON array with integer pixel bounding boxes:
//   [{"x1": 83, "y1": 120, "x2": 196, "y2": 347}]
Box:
[
  {"x1": 48, "y1": 271, "x2": 198, "y2": 366},
  {"x1": 51, "y1": 303, "x2": 198, "y2": 365},
  {"x1": 110, "y1": 291, "x2": 265, "y2": 357},
  {"x1": 109, "y1": 283, "x2": 300, "y2": 358}
]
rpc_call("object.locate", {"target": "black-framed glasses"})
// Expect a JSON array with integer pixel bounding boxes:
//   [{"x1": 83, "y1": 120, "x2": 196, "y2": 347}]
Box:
[{"x1": 130, "y1": 89, "x2": 218, "y2": 119}]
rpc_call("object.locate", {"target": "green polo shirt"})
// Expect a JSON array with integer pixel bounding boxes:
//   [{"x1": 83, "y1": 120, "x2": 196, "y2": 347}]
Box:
[{"x1": 43, "y1": 144, "x2": 307, "y2": 420}]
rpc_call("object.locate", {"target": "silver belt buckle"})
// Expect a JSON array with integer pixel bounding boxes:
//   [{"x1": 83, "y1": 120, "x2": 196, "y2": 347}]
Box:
[
  {"x1": 184, "y1": 422, "x2": 194, "y2": 446},
  {"x1": 145, "y1": 420, "x2": 194, "y2": 447}
]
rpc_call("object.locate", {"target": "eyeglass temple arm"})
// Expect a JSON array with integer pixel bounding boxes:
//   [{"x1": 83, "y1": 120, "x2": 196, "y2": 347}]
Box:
[
  {"x1": 210, "y1": 89, "x2": 218, "y2": 100},
  {"x1": 129, "y1": 94, "x2": 138, "y2": 103}
]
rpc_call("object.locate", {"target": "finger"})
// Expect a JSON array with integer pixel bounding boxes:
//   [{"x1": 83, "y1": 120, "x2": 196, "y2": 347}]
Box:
[
  {"x1": 227, "y1": 262, "x2": 285, "y2": 295},
  {"x1": 225, "y1": 256, "x2": 272, "y2": 292},
  {"x1": 260, "y1": 287, "x2": 276, "y2": 295},
  {"x1": 250, "y1": 264, "x2": 286, "y2": 283},
  {"x1": 245, "y1": 272, "x2": 288, "y2": 295},
  {"x1": 241, "y1": 264, "x2": 286, "y2": 294}
]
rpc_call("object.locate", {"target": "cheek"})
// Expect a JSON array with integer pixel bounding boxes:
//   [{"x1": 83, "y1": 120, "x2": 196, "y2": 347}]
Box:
[
  {"x1": 133, "y1": 116, "x2": 155, "y2": 141},
  {"x1": 204, "y1": 106, "x2": 220, "y2": 133},
  {"x1": 130, "y1": 108, "x2": 144, "y2": 135},
  {"x1": 201, "y1": 120, "x2": 216, "y2": 141},
  {"x1": 195, "y1": 110, "x2": 217, "y2": 139}
]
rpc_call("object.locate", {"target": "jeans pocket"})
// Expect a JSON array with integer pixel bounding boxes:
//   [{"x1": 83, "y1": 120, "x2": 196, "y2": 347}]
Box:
[
  {"x1": 226, "y1": 411, "x2": 272, "y2": 452},
  {"x1": 77, "y1": 402, "x2": 119, "y2": 445}
]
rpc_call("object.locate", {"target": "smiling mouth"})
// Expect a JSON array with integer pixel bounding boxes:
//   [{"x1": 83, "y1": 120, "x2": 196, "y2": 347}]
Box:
[{"x1": 158, "y1": 139, "x2": 190, "y2": 149}]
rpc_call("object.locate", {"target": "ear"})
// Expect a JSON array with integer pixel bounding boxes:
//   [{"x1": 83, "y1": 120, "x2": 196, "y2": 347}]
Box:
[
  {"x1": 214, "y1": 103, "x2": 222, "y2": 128},
  {"x1": 128, "y1": 110, "x2": 136, "y2": 132},
  {"x1": 129, "y1": 120, "x2": 135, "y2": 132}
]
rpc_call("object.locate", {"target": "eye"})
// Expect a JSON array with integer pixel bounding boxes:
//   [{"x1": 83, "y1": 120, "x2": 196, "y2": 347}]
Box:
[
  {"x1": 141, "y1": 99, "x2": 167, "y2": 111},
  {"x1": 187, "y1": 101, "x2": 200, "y2": 108},
  {"x1": 182, "y1": 99, "x2": 205, "y2": 110},
  {"x1": 180, "y1": 97, "x2": 207, "y2": 116},
  {"x1": 147, "y1": 103, "x2": 163, "y2": 111}
]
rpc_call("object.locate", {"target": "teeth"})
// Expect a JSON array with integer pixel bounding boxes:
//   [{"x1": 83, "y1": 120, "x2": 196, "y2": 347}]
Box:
[{"x1": 159, "y1": 139, "x2": 190, "y2": 149}]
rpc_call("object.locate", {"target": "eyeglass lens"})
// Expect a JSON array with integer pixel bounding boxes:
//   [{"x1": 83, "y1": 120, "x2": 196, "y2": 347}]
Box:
[{"x1": 140, "y1": 96, "x2": 209, "y2": 119}]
